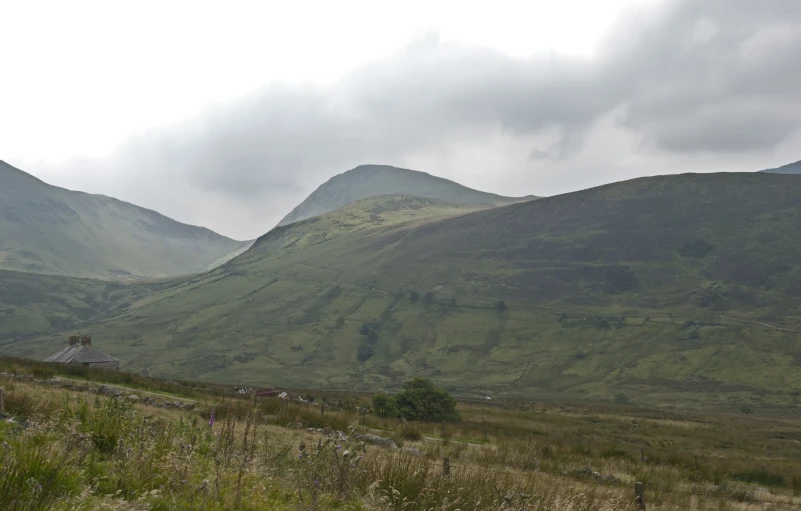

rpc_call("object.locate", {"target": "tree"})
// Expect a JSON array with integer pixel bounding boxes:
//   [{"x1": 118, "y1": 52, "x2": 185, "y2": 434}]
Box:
[
  {"x1": 495, "y1": 300, "x2": 507, "y2": 311},
  {"x1": 357, "y1": 344, "x2": 374, "y2": 362},
  {"x1": 394, "y1": 378, "x2": 461, "y2": 422},
  {"x1": 424, "y1": 292, "x2": 434, "y2": 303},
  {"x1": 409, "y1": 290, "x2": 420, "y2": 302},
  {"x1": 359, "y1": 323, "x2": 370, "y2": 335},
  {"x1": 372, "y1": 394, "x2": 397, "y2": 418},
  {"x1": 367, "y1": 329, "x2": 379, "y2": 344}
]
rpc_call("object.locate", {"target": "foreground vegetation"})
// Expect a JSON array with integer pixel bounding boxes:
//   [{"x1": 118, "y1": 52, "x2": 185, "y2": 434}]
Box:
[{"x1": 1, "y1": 359, "x2": 801, "y2": 510}]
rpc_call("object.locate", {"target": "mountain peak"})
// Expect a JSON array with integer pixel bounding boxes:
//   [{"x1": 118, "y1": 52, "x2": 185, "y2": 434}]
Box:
[
  {"x1": 278, "y1": 164, "x2": 534, "y2": 226},
  {"x1": 0, "y1": 160, "x2": 251, "y2": 280},
  {"x1": 760, "y1": 160, "x2": 801, "y2": 175}
]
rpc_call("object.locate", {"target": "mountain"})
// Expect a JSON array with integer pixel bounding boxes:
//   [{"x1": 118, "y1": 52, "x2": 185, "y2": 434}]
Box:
[
  {"x1": 278, "y1": 164, "x2": 534, "y2": 226},
  {"x1": 0, "y1": 161, "x2": 252, "y2": 280},
  {"x1": 5, "y1": 171, "x2": 801, "y2": 409},
  {"x1": 759, "y1": 160, "x2": 801, "y2": 175}
]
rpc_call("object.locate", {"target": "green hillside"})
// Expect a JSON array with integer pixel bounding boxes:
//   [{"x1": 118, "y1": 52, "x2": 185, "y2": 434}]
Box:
[
  {"x1": 0, "y1": 160, "x2": 252, "y2": 280},
  {"x1": 278, "y1": 164, "x2": 534, "y2": 225},
  {"x1": 4, "y1": 172, "x2": 801, "y2": 409}
]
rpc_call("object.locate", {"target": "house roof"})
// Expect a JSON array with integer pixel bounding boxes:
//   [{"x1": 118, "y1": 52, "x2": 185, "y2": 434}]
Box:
[{"x1": 44, "y1": 344, "x2": 118, "y2": 364}]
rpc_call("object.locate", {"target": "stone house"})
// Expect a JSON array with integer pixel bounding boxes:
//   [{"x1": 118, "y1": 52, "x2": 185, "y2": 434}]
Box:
[{"x1": 44, "y1": 336, "x2": 119, "y2": 371}]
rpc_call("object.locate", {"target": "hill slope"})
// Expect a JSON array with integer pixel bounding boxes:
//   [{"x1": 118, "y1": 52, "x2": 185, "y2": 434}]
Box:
[
  {"x1": 5, "y1": 172, "x2": 801, "y2": 408},
  {"x1": 760, "y1": 160, "x2": 801, "y2": 175},
  {"x1": 278, "y1": 164, "x2": 534, "y2": 226},
  {"x1": 0, "y1": 160, "x2": 252, "y2": 280}
]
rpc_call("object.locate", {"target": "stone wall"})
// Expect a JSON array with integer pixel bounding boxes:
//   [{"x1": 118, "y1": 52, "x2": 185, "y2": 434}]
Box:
[{"x1": 82, "y1": 361, "x2": 119, "y2": 371}]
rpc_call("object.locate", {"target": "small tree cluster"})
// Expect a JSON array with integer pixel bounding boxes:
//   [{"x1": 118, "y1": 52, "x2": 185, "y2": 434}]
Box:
[{"x1": 371, "y1": 378, "x2": 460, "y2": 422}]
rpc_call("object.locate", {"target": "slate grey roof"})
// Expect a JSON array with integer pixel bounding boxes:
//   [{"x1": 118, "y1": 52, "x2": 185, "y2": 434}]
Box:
[{"x1": 44, "y1": 345, "x2": 118, "y2": 364}]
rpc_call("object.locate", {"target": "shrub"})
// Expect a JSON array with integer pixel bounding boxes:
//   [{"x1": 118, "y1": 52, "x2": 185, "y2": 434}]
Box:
[
  {"x1": 400, "y1": 423, "x2": 423, "y2": 441},
  {"x1": 357, "y1": 345, "x2": 374, "y2": 362},
  {"x1": 372, "y1": 394, "x2": 397, "y2": 418},
  {"x1": 395, "y1": 378, "x2": 460, "y2": 423},
  {"x1": 614, "y1": 393, "x2": 631, "y2": 404},
  {"x1": 409, "y1": 290, "x2": 420, "y2": 302}
]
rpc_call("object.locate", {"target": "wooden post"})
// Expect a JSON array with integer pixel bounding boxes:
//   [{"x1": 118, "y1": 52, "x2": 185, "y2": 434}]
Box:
[
  {"x1": 442, "y1": 457, "x2": 450, "y2": 477},
  {"x1": 634, "y1": 482, "x2": 646, "y2": 510},
  {"x1": 0, "y1": 388, "x2": 4, "y2": 414}
]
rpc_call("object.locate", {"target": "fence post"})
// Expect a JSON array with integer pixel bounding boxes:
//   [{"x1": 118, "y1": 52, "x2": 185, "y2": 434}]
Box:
[
  {"x1": 442, "y1": 457, "x2": 450, "y2": 477},
  {"x1": 634, "y1": 482, "x2": 646, "y2": 510},
  {"x1": 0, "y1": 388, "x2": 4, "y2": 414}
]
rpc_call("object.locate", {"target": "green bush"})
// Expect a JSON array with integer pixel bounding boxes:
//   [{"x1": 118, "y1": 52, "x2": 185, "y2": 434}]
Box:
[
  {"x1": 356, "y1": 345, "x2": 374, "y2": 362},
  {"x1": 372, "y1": 394, "x2": 397, "y2": 418},
  {"x1": 394, "y1": 378, "x2": 460, "y2": 423}
]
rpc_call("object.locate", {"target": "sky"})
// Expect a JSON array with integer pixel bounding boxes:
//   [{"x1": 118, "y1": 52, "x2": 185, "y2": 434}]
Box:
[{"x1": 2, "y1": 0, "x2": 801, "y2": 240}]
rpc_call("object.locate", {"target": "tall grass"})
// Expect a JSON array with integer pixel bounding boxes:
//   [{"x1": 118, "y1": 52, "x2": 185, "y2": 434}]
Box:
[{"x1": 1, "y1": 371, "x2": 800, "y2": 510}]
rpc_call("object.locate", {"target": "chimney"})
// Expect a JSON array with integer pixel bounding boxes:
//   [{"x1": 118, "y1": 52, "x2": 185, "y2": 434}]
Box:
[
  {"x1": 69, "y1": 335, "x2": 80, "y2": 346},
  {"x1": 80, "y1": 336, "x2": 92, "y2": 346}
]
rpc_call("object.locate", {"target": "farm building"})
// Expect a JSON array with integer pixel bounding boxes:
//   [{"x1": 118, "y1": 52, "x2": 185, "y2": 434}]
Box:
[{"x1": 44, "y1": 336, "x2": 119, "y2": 371}]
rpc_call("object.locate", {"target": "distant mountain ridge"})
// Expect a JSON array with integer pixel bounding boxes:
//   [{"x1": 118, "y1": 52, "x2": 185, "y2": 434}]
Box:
[
  {"x1": 759, "y1": 160, "x2": 801, "y2": 175},
  {"x1": 0, "y1": 160, "x2": 252, "y2": 280},
  {"x1": 278, "y1": 164, "x2": 535, "y2": 226}
]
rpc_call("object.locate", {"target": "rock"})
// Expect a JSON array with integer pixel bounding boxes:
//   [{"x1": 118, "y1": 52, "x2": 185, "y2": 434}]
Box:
[
  {"x1": 401, "y1": 447, "x2": 421, "y2": 456},
  {"x1": 88, "y1": 388, "x2": 99, "y2": 394},
  {"x1": 126, "y1": 395, "x2": 140, "y2": 402},
  {"x1": 358, "y1": 433, "x2": 398, "y2": 449}
]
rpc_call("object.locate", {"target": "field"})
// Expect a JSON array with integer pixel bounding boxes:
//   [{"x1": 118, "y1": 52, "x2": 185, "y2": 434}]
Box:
[{"x1": 2, "y1": 358, "x2": 801, "y2": 510}]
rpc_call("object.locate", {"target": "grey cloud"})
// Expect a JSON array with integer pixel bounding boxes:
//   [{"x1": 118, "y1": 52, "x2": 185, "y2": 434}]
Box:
[
  {"x1": 609, "y1": 0, "x2": 801, "y2": 152},
  {"x1": 33, "y1": 0, "x2": 801, "y2": 238}
]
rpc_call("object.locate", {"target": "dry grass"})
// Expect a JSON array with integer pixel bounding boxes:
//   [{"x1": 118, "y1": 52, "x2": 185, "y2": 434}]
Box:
[{"x1": 1, "y1": 365, "x2": 801, "y2": 510}]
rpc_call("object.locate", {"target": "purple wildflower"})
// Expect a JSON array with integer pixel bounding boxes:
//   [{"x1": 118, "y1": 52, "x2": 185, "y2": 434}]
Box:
[{"x1": 209, "y1": 409, "x2": 215, "y2": 428}]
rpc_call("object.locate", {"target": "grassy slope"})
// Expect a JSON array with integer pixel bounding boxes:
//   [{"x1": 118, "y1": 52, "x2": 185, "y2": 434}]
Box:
[
  {"x1": 0, "y1": 160, "x2": 251, "y2": 280},
  {"x1": 278, "y1": 164, "x2": 534, "y2": 225},
  {"x1": 5, "y1": 173, "x2": 801, "y2": 408}
]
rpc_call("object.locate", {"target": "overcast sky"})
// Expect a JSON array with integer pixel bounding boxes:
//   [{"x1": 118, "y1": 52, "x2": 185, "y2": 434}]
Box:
[{"x1": 3, "y1": 0, "x2": 801, "y2": 240}]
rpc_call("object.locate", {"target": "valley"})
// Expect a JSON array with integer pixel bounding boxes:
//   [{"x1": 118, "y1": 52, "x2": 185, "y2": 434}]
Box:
[{"x1": 2, "y1": 167, "x2": 801, "y2": 411}]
